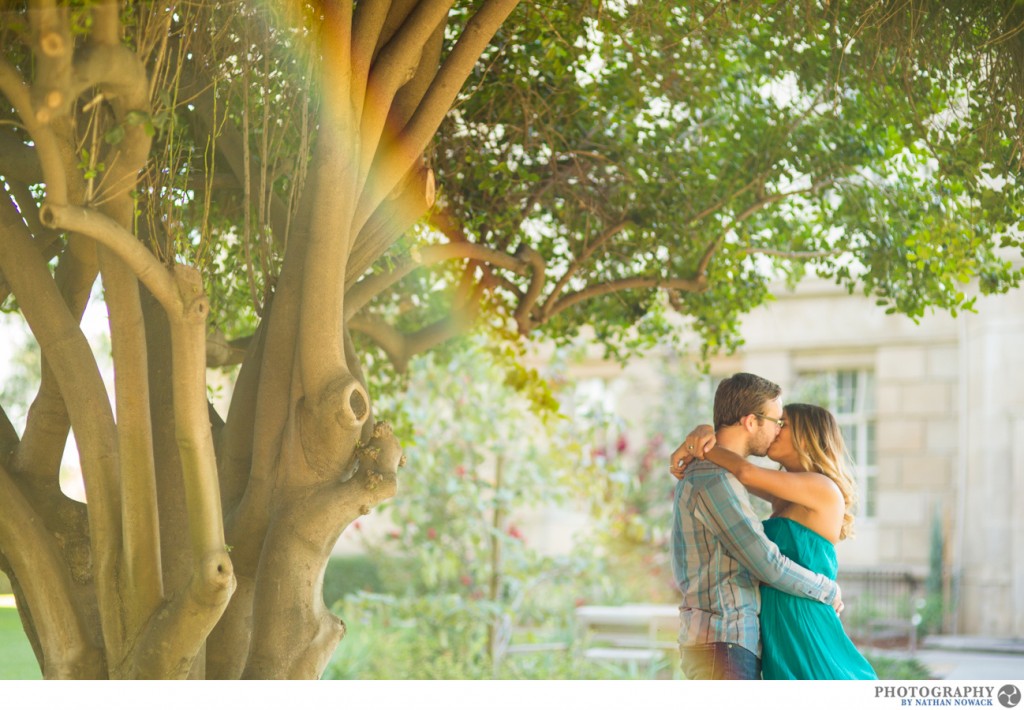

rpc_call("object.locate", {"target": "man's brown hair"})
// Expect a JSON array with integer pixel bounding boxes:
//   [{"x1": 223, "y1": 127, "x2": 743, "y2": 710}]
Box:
[{"x1": 713, "y1": 372, "x2": 782, "y2": 430}]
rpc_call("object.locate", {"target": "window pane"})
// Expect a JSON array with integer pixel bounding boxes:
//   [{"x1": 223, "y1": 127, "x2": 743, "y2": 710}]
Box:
[
  {"x1": 792, "y1": 373, "x2": 830, "y2": 407},
  {"x1": 840, "y1": 423, "x2": 857, "y2": 455},
  {"x1": 835, "y1": 371, "x2": 857, "y2": 414}
]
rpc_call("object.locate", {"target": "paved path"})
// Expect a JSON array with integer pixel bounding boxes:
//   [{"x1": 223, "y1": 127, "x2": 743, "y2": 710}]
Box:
[
  {"x1": 914, "y1": 649, "x2": 1024, "y2": 680},
  {"x1": 877, "y1": 636, "x2": 1024, "y2": 680}
]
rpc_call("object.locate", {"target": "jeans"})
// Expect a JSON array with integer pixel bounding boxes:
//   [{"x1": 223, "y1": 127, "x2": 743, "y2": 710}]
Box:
[{"x1": 680, "y1": 643, "x2": 761, "y2": 680}]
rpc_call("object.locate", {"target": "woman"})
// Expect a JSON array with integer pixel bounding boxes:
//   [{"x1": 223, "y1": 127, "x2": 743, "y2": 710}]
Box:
[{"x1": 675, "y1": 403, "x2": 877, "y2": 680}]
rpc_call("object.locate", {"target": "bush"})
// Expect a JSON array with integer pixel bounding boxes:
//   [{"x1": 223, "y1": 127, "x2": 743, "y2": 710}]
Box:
[
  {"x1": 322, "y1": 555, "x2": 421, "y2": 606},
  {"x1": 326, "y1": 592, "x2": 503, "y2": 680},
  {"x1": 865, "y1": 653, "x2": 934, "y2": 680},
  {"x1": 324, "y1": 591, "x2": 668, "y2": 680}
]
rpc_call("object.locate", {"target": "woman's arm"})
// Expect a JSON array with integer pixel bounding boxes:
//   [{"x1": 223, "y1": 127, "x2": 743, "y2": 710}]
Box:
[
  {"x1": 703, "y1": 446, "x2": 839, "y2": 512},
  {"x1": 670, "y1": 424, "x2": 716, "y2": 472},
  {"x1": 670, "y1": 426, "x2": 777, "y2": 503}
]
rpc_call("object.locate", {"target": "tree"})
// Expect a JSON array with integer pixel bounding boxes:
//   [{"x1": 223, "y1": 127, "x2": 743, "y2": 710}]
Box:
[{"x1": 0, "y1": 0, "x2": 1021, "y2": 680}]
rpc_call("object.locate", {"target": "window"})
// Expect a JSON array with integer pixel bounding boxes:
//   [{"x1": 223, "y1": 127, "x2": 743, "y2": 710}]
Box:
[{"x1": 790, "y1": 369, "x2": 877, "y2": 518}]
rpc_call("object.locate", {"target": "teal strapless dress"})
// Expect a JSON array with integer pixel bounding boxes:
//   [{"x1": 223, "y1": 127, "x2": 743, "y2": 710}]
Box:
[{"x1": 760, "y1": 517, "x2": 878, "y2": 680}]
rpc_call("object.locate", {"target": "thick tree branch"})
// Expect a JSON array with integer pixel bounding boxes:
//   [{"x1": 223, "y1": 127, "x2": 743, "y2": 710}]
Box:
[
  {"x1": 296, "y1": 91, "x2": 359, "y2": 397},
  {"x1": 168, "y1": 265, "x2": 228, "y2": 565},
  {"x1": 542, "y1": 220, "x2": 633, "y2": 318},
  {"x1": 0, "y1": 59, "x2": 68, "y2": 203},
  {"x1": 321, "y1": 0, "x2": 353, "y2": 123},
  {"x1": 401, "y1": 0, "x2": 521, "y2": 161},
  {"x1": 226, "y1": 238, "x2": 308, "y2": 610},
  {"x1": 351, "y1": 0, "x2": 391, "y2": 122},
  {"x1": 116, "y1": 266, "x2": 236, "y2": 678},
  {"x1": 206, "y1": 332, "x2": 252, "y2": 368},
  {"x1": 512, "y1": 245, "x2": 545, "y2": 335},
  {"x1": 343, "y1": 325, "x2": 376, "y2": 442},
  {"x1": 91, "y1": 0, "x2": 120, "y2": 46},
  {"x1": 39, "y1": 204, "x2": 180, "y2": 312},
  {"x1": 346, "y1": 241, "x2": 528, "y2": 317},
  {"x1": 10, "y1": 200, "x2": 97, "y2": 491},
  {"x1": 388, "y1": 5, "x2": 446, "y2": 135},
  {"x1": 205, "y1": 319, "x2": 268, "y2": 680},
  {"x1": 543, "y1": 275, "x2": 708, "y2": 324},
  {"x1": 28, "y1": 0, "x2": 74, "y2": 124},
  {"x1": 746, "y1": 247, "x2": 844, "y2": 259},
  {"x1": 358, "y1": 1, "x2": 452, "y2": 191},
  {"x1": 0, "y1": 196, "x2": 122, "y2": 658},
  {"x1": 128, "y1": 548, "x2": 235, "y2": 679},
  {"x1": 243, "y1": 421, "x2": 402, "y2": 679},
  {"x1": 346, "y1": 164, "x2": 435, "y2": 285},
  {"x1": 73, "y1": 29, "x2": 165, "y2": 636},
  {"x1": 349, "y1": 295, "x2": 479, "y2": 373},
  {"x1": 0, "y1": 461, "x2": 104, "y2": 678},
  {"x1": 220, "y1": 325, "x2": 265, "y2": 518},
  {"x1": 354, "y1": 0, "x2": 522, "y2": 231}
]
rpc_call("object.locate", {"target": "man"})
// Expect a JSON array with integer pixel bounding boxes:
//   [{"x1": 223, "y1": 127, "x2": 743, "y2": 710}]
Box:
[{"x1": 668, "y1": 372, "x2": 842, "y2": 680}]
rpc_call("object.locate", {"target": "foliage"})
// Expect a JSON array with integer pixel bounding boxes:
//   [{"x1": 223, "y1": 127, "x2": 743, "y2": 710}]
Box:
[
  {"x1": 323, "y1": 336, "x2": 676, "y2": 679},
  {"x1": 577, "y1": 355, "x2": 717, "y2": 603},
  {"x1": 864, "y1": 653, "x2": 934, "y2": 681},
  {"x1": 422, "y1": 1, "x2": 1024, "y2": 367},
  {"x1": 322, "y1": 555, "x2": 401, "y2": 606},
  {"x1": 919, "y1": 508, "x2": 948, "y2": 636},
  {"x1": 326, "y1": 590, "x2": 672, "y2": 680}
]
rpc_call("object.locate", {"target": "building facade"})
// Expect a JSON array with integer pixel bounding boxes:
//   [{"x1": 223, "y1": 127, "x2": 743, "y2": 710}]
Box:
[{"x1": 595, "y1": 276, "x2": 1024, "y2": 638}]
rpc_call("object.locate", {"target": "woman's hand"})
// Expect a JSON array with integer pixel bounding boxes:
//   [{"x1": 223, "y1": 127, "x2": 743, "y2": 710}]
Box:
[{"x1": 669, "y1": 425, "x2": 716, "y2": 480}]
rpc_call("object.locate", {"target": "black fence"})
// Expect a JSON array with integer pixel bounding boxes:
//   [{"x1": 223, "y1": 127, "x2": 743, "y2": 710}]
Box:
[{"x1": 837, "y1": 567, "x2": 925, "y2": 651}]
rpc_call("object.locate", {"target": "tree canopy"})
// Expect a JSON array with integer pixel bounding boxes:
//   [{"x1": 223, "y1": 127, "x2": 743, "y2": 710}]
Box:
[{"x1": 0, "y1": 0, "x2": 1022, "y2": 679}]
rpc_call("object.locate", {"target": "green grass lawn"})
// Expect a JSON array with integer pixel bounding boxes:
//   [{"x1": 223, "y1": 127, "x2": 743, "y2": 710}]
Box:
[{"x1": 0, "y1": 606, "x2": 42, "y2": 679}]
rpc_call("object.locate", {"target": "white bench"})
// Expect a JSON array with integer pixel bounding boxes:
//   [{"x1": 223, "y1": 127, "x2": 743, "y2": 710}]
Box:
[{"x1": 574, "y1": 604, "x2": 678, "y2": 672}]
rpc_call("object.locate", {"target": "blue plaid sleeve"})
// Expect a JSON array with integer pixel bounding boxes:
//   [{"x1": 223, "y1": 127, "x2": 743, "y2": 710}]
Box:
[{"x1": 693, "y1": 474, "x2": 838, "y2": 604}]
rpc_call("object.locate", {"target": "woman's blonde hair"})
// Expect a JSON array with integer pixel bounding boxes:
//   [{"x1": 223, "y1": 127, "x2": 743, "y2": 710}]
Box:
[{"x1": 784, "y1": 403, "x2": 859, "y2": 540}]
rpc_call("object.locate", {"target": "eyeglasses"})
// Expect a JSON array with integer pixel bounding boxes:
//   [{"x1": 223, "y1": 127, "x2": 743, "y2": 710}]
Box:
[{"x1": 752, "y1": 413, "x2": 786, "y2": 428}]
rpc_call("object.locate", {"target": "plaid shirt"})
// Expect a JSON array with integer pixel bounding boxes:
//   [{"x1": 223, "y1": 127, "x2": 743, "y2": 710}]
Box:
[{"x1": 671, "y1": 460, "x2": 838, "y2": 656}]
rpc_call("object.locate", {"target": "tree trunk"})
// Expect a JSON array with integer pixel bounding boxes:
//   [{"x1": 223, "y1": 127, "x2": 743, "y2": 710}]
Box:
[{"x1": 0, "y1": 0, "x2": 520, "y2": 678}]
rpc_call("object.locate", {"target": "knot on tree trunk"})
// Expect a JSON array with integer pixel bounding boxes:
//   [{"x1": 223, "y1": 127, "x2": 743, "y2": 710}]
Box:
[
  {"x1": 194, "y1": 550, "x2": 236, "y2": 608},
  {"x1": 354, "y1": 419, "x2": 401, "y2": 501},
  {"x1": 299, "y1": 375, "x2": 370, "y2": 480},
  {"x1": 173, "y1": 264, "x2": 210, "y2": 323}
]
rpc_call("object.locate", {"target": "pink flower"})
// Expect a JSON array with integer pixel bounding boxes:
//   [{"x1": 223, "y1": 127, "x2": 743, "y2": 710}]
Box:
[{"x1": 427, "y1": 527, "x2": 437, "y2": 540}]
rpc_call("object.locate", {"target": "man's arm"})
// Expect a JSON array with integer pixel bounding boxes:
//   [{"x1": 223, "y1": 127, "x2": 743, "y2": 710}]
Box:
[{"x1": 691, "y1": 473, "x2": 840, "y2": 607}]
